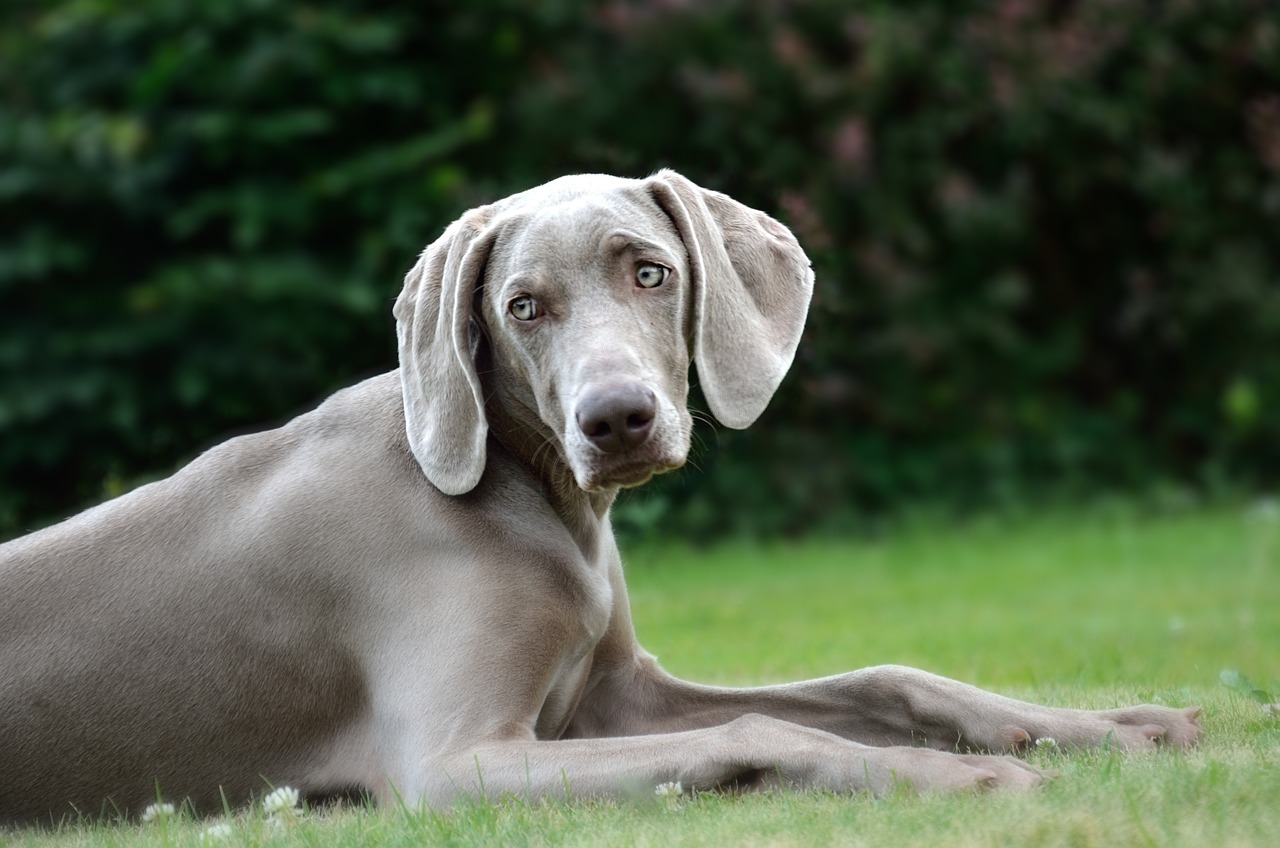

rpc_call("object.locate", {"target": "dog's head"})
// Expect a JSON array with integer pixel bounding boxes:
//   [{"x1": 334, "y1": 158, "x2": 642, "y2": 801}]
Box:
[{"x1": 393, "y1": 170, "x2": 813, "y2": 495}]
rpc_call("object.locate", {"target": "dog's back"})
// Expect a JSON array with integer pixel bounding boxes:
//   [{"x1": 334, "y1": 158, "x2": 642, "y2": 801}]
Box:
[{"x1": 0, "y1": 375, "x2": 414, "y2": 822}]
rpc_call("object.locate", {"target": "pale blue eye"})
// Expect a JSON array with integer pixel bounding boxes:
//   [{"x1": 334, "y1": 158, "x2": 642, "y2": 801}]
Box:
[
  {"x1": 509, "y1": 295, "x2": 540, "y2": 321},
  {"x1": 636, "y1": 263, "x2": 668, "y2": 288}
]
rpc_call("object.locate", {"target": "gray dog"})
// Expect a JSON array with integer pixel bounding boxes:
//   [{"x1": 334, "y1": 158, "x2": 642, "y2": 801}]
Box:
[{"x1": 0, "y1": 171, "x2": 1199, "y2": 824}]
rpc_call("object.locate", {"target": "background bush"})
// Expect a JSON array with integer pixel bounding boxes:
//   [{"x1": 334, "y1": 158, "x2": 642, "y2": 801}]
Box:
[{"x1": 2, "y1": 0, "x2": 1278, "y2": 540}]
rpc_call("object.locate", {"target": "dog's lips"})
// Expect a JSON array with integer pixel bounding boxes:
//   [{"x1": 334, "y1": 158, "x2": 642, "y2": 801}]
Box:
[{"x1": 580, "y1": 453, "x2": 685, "y2": 492}]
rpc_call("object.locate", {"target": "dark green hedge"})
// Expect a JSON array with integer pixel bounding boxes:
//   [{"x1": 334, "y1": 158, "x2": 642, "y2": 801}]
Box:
[{"x1": 2, "y1": 1, "x2": 1278, "y2": 540}]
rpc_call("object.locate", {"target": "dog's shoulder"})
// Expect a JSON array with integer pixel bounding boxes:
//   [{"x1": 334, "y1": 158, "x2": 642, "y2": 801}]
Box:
[{"x1": 179, "y1": 371, "x2": 409, "y2": 484}]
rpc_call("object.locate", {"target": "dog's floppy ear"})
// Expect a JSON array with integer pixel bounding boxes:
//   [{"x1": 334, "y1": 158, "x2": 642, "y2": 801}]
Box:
[
  {"x1": 648, "y1": 169, "x2": 814, "y2": 429},
  {"x1": 393, "y1": 209, "x2": 494, "y2": 494}
]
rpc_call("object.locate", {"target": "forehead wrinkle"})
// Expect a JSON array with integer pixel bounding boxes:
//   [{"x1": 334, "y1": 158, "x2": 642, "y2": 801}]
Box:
[{"x1": 490, "y1": 197, "x2": 615, "y2": 269}]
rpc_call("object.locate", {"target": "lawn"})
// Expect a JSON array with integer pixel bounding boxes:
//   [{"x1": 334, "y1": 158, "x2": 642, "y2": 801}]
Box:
[{"x1": 5, "y1": 502, "x2": 1278, "y2": 847}]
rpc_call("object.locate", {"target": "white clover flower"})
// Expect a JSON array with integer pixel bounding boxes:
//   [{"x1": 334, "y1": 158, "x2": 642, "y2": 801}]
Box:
[
  {"x1": 200, "y1": 822, "x2": 234, "y2": 841},
  {"x1": 262, "y1": 785, "x2": 302, "y2": 817},
  {"x1": 654, "y1": 781, "x2": 683, "y2": 798},
  {"x1": 1034, "y1": 737, "x2": 1058, "y2": 749},
  {"x1": 141, "y1": 801, "x2": 176, "y2": 823}
]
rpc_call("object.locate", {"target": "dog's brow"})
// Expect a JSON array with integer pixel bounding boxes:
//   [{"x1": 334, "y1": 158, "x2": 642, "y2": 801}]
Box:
[
  {"x1": 497, "y1": 273, "x2": 548, "y2": 298},
  {"x1": 601, "y1": 230, "x2": 669, "y2": 258}
]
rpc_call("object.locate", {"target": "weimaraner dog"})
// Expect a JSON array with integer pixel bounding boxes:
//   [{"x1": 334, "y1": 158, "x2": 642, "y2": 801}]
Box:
[{"x1": 1, "y1": 170, "x2": 1199, "y2": 824}]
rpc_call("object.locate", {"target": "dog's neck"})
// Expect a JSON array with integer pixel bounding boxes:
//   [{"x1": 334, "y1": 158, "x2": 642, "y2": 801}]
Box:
[{"x1": 484, "y1": 394, "x2": 615, "y2": 556}]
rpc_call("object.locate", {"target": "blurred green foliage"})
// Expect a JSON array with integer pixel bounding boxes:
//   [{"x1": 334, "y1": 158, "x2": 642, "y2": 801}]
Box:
[{"x1": 2, "y1": 0, "x2": 1278, "y2": 540}]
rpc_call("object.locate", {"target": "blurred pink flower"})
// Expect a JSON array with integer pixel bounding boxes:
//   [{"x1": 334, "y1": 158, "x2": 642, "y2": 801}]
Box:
[
  {"x1": 830, "y1": 117, "x2": 870, "y2": 173},
  {"x1": 779, "y1": 190, "x2": 831, "y2": 249}
]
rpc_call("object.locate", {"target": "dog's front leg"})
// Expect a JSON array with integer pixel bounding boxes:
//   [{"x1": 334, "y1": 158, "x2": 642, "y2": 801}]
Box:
[
  {"x1": 568, "y1": 657, "x2": 1200, "y2": 754},
  {"x1": 398, "y1": 714, "x2": 1042, "y2": 805}
]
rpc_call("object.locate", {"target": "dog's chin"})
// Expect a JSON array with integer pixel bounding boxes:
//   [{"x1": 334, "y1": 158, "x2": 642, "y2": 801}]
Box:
[{"x1": 575, "y1": 455, "x2": 685, "y2": 493}]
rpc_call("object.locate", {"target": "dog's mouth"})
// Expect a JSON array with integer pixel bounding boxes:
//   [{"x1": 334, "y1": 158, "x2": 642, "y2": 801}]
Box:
[{"x1": 578, "y1": 454, "x2": 685, "y2": 493}]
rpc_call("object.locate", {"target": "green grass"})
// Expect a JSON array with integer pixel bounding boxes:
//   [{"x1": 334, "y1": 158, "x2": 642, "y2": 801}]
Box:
[{"x1": 6, "y1": 502, "x2": 1278, "y2": 847}]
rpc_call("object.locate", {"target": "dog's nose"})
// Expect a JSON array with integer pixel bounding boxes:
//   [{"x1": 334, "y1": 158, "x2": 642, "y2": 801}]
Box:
[{"x1": 576, "y1": 385, "x2": 657, "y2": 453}]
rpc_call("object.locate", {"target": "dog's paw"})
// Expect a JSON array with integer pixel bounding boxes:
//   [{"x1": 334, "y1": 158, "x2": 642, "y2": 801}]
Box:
[
  {"x1": 867, "y1": 748, "x2": 1048, "y2": 795},
  {"x1": 992, "y1": 704, "x2": 1202, "y2": 753},
  {"x1": 1092, "y1": 704, "x2": 1202, "y2": 750},
  {"x1": 951, "y1": 753, "x2": 1050, "y2": 791}
]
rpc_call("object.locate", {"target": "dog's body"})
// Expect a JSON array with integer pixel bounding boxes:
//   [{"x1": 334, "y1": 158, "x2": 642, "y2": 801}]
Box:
[{"x1": 1, "y1": 172, "x2": 1198, "y2": 824}]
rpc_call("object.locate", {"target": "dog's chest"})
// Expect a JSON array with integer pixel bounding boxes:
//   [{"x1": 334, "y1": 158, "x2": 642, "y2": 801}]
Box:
[{"x1": 532, "y1": 552, "x2": 614, "y2": 739}]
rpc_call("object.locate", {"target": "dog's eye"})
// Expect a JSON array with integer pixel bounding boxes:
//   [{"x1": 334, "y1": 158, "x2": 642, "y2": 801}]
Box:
[
  {"x1": 635, "y1": 263, "x2": 668, "y2": 289},
  {"x1": 509, "y1": 295, "x2": 541, "y2": 321}
]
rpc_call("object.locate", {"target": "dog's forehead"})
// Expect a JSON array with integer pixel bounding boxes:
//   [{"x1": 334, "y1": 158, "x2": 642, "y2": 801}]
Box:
[{"x1": 487, "y1": 176, "x2": 673, "y2": 269}]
